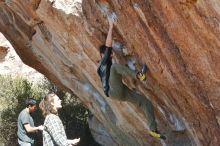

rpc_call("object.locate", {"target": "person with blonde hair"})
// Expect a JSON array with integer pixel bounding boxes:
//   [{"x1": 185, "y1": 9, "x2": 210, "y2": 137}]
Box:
[{"x1": 39, "y1": 93, "x2": 80, "y2": 146}]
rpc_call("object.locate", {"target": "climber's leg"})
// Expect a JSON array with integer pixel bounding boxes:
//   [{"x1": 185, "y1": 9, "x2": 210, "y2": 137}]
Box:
[
  {"x1": 124, "y1": 87, "x2": 166, "y2": 139},
  {"x1": 108, "y1": 64, "x2": 136, "y2": 100},
  {"x1": 124, "y1": 86, "x2": 157, "y2": 131},
  {"x1": 110, "y1": 64, "x2": 137, "y2": 78}
]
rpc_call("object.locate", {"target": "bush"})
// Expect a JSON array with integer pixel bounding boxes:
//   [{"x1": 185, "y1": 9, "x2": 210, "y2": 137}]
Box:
[
  {"x1": 0, "y1": 75, "x2": 32, "y2": 146},
  {"x1": 0, "y1": 75, "x2": 99, "y2": 146}
]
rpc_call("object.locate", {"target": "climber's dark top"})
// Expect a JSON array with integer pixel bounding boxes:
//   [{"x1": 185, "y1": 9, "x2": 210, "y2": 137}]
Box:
[{"x1": 97, "y1": 45, "x2": 112, "y2": 97}]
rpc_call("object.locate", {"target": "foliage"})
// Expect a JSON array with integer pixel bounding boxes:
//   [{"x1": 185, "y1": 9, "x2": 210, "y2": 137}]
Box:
[
  {"x1": 0, "y1": 75, "x2": 99, "y2": 146},
  {"x1": 0, "y1": 75, "x2": 31, "y2": 145}
]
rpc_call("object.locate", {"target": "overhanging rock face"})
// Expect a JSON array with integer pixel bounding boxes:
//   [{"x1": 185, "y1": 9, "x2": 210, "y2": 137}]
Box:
[{"x1": 0, "y1": 0, "x2": 220, "y2": 145}]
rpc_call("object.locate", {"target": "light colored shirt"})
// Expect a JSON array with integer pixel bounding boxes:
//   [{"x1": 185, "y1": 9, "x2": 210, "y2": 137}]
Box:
[
  {"x1": 17, "y1": 109, "x2": 35, "y2": 143},
  {"x1": 43, "y1": 114, "x2": 70, "y2": 146}
]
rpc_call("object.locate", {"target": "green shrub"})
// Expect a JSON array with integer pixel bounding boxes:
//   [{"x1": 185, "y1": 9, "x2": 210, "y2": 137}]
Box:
[{"x1": 0, "y1": 75, "x2": 33, "y2": 145}]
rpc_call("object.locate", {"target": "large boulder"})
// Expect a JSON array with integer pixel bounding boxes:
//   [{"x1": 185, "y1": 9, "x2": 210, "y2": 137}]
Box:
[{"x1": 0, "y1": 0, "x2": 220, "y2": 145}]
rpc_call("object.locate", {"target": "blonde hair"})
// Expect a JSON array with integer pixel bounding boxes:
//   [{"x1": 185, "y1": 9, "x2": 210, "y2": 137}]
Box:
[{"x1": 39, "y1": 93, "x2": 58, "y2": 117}]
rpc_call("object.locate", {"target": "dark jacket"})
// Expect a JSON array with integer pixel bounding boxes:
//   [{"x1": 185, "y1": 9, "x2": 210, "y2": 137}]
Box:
[{"x1": 97, "y1": 46, "x2": 112, "y2": 97}]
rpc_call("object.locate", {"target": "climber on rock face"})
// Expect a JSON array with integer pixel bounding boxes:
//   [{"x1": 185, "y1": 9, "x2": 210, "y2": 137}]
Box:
[{"x1": 97, "y1": 15, "x2": 166, "y2": 140}]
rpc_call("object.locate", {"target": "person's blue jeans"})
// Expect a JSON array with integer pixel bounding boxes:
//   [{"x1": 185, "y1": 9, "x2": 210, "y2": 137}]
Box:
[{"x1": 18, "y1": 139, "x2": 34, "y2": 146}]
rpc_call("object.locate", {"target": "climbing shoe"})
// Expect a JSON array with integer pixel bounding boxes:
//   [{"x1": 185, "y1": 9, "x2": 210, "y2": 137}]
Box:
[
  {"x1": 137, "y1": 72, "x2": 146, "y2": 81},
  {"x1": 136, "y1": 64, "x2": 148, "y2": 81},
  {"x1": 149, "y1": 130, "x2": 166, "y2": 140}
]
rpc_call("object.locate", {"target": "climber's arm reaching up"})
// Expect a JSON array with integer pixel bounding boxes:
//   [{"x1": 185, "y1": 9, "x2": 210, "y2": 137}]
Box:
[{"x1": 105, "y1": 17, "x2": 114, "y2": 47}]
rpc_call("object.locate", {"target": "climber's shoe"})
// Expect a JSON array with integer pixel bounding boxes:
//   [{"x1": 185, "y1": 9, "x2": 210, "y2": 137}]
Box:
[
  {"x1": 149, "y1": 130, "x2": 166, "y2": 140},
  {"x1": 137, "y1": 72, "x2": 146, "y2": 81},
  {"x1": 136, "y1": 64, "x2": 148, "y2": 81}
]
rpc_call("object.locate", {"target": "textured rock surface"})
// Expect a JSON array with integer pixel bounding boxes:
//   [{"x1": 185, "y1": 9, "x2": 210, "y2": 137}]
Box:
[
  {"x1": 0, "y1": 46, "x2": 8, "y2": 61},
  {"x1": 0, "y1": 34, "x2": 8, "y2": 61},
  {"x1": 0, "y1": 0, "x2": 220, "y2": 145},
  {"x1": 0, "y1": 33, "x2": 44, "y2": 80}
]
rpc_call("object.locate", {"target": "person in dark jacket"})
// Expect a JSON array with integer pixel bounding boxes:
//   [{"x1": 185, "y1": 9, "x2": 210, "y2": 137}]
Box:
[{"x1": 97, "y1": 16, "x2": 165, "y2": 140}]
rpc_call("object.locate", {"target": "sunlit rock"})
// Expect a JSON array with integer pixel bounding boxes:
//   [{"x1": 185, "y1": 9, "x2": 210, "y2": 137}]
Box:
[{"x1": 0, "y1": 0, "x2": 220, "y2": 145}]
